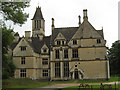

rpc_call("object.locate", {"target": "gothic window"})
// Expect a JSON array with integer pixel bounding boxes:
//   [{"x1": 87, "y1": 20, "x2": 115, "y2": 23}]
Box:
[
  {"x1": 20, "y1": 69, "x2": 26, "y2": 78},
  {"x1": 21, "y1": 57, "x2": 25, "y2": 64},
  {"x1": 57, "y1": 41, "x2": 60, "y2": 45},
  {"x1": 35, "y1": 20, "x2": 40, "y2": 29},
  {"x1": 97, "y1": 39, "x2": 101, "y2": 44},
  {"x1": 64, "y1": 62, "x2": 69, "y2": 77},
  {"x1": 72, "y1": 48, "x2": 78, "y2": 58},
  {"x1": 55, "y1": 49, "x2": 59, "y2": 59},
  {"x1": 42, "y1": 69, "x2": 48, "y2": 77},
  {"x1": 20, "y1": 46, "x2": 26, "y2": 51},
  {"x1": 42, "y1": 58, "x2": 48, "y2": 65},
  {"x1": 64, "y1": 49, "x2": 68, "y2": 58},
  {"x1": 55, "y1": 62, "x2": 61, "y2": 77},
  {"x1": 73, "y1": 40, "x2": 77, "y2": 45},
  {"x1": 37, "y1": 20, "x2": 39, "y2": 28}
]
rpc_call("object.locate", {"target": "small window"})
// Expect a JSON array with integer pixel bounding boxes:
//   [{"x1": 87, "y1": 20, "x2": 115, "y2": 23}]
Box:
[
  {"x1": 20, "y1": 69, "x2": 26, "y2": 78},
  {"x1": 97, "y1": 39, "x2": 101, "y2": 44},
  {"x1": 43, "y1": 49, "x2": 47, "y2": 53},
  {"x1": 21, "y1": 46, "x2": 26, "y2": 51},
  {"x1": 73, "y1": 40, "x2": 77, "y2": 45},
  {"x1": 21, "y1": 57, "x2": 25, "y2": 64},
  {"x1": 57, "y1": 41, "x2": 60, "y2": 45},
  {"x1": 43, "y1": 69, "x2": 48, "y2": 77},
  {"x1": 42, "y1": 58, "x2": 48, "y2": 65}
]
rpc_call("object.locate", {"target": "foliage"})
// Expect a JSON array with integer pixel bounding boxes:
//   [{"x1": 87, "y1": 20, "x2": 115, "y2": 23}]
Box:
[
  {"x1": 1, "y1": 2, "x2": 30, "y2": 79},
  {"x1": 1, "y1": 2, "x2": 30, "y2": 26},
  {"x1": 108, "y1": 40, "x2": 120, "y2": 76},
  {"x1": 2, "y1": 24, "x2": 16, "y2": 79}
]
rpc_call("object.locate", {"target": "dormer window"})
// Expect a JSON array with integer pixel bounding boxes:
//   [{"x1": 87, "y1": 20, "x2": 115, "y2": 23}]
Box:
[
  {"x1": 73, "y1": 40, "x2": 77, "y2": 45},
  {"x1": 20, "y1": 46, "x2": 26, "y2": 51},
  {"x1": 57, "y1": 41, "x2": 60, "y2": 45},
  {"x1": 97, "y1": 39, "x2": 101, "y2": 44}
]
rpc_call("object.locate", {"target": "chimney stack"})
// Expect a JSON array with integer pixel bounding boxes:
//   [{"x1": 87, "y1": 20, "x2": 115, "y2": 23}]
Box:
[
  {"x1": 78, "y1": 15, "x2": 81, "y2": 26},
  {"x1": 51, "y1": 18, "x2": 54, "y2": 31},
  {"x1": 25, "y1": 31, "x2": 31, "y2": 38},
  {"x1": 83, "y1": 9, "x2": 88, "y2": 21}
]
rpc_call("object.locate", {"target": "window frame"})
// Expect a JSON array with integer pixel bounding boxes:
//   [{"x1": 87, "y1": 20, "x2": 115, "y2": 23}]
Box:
[
  {"x1": 64, "y1": 62, "x2": 69, "y2": 77},
  {"x1": 20, "y1": 46, "x2": 26, "y2": 51},
  {"x1": 55, "y1": 49, "x2": 59, "y2": 59},
  {"x1": 73, "y1": 40, "x2": 77, "y2": 45},
  {"x1": 97, "y1": 39, "x2": 101, "y2": 44},
  {"x1": 20, "y1": 69, "x2": 26, "y2": 78},
  {"x1": 42, "y1": 58, "x2": 48, "y2": 65},
  {"x1": 21, "y1": 57, "x2": 25, "y2": 64},
  {"x1": 42, "y1": 69, "x2": 48, "y2": 77},
  {"x1": 64, "y1": 49, "x2": 68, "y2": 59},
  {"x1": 72, "y1": 48, "x2": 78, "y2": 58},
  {"x1": 55, "y1": 62, "x2": 61, "y2": 77}
]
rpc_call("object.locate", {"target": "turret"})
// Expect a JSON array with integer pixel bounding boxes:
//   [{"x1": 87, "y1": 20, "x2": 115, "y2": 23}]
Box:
[{"x1": 31, "y1": 6, "x2": 45, "y2": 40}]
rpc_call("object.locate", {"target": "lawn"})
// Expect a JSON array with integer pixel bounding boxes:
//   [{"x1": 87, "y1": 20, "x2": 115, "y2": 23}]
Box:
[{"x1": 2, "y1": 76, "x2": 120, "y2": 89}]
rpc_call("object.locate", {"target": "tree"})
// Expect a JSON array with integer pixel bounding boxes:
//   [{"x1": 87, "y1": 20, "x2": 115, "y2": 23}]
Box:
[
  {"x1": 1, "y1": 2, "x2": 30, "y2": 26},
  {"x1": 108, "y1": 40, "x2": 120, "y2": 76},
  {"x1": 1, "y1": 2, "x2": 30, "y2": 79}
]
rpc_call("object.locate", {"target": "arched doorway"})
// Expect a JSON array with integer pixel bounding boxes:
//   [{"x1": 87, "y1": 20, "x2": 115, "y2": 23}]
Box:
[{"x1": 74, "y1": 69, "x2": 78, "y2": 79}]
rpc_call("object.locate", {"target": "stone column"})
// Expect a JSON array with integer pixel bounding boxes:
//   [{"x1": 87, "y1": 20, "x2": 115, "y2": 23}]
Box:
[
  {"x1": 61, "y1": 62, "x2": 63, "y2": 80},
  {"x1": 72, "y1": 72, "x2": 74, "y2": 79}
]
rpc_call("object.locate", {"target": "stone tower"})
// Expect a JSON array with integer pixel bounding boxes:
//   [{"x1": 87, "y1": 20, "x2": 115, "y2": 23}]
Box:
[{"x1": 31, "y1": 6, "x2": 45, "y2": 40}]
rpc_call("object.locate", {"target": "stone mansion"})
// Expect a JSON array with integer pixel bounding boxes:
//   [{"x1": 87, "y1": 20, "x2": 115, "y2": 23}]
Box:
[{"x1": 11, "y1": 6, "x2": 110, "y2": 80}]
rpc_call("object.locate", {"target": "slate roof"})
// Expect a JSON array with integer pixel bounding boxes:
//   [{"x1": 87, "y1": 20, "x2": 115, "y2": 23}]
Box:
[
  {"x1": 51, "y1": 27, "x2": 78, "y2": 44},
  {"x1": 31, "y1": 6, "x2": 44, "y2": 20},
  {"x1": 28, "y1": 36, "x2": 51, "y2": 53}
]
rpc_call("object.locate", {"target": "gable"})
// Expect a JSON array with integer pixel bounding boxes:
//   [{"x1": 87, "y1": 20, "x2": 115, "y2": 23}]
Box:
[
  {"x1": 13, "y1": 38, "x2": 34, "y2": 56},
  {"x1": 55, "y1": 33, "x2": 66, "y2": 40},
  {"x1": 72, "y1": 20, "x2": 103, "y2": 39}
]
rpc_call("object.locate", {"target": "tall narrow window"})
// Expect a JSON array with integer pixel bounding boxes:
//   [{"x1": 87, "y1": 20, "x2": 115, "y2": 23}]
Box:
[
  {"x1": 97, "y1": 39, "x2": 101, "y2": 44},
  {"x1": 55, "y1": 62, "x2": 61, "y2": 77},
  {"x1": 57, "y1": 41, "x2": 60, "y2": 45},
  {"x1": 62, "y1": 41, "x2": 64, "y2": 45},
  {"x1": 35, "y1": 20, "x2": 37, "y2": 29},
  {"x1": 37, "y1": 20, "x2": 39, "y2": 29},
  {"x1": 64, "y1": 49, "x2": 68, "y2": 58},
  {"x1": 64, "y1": 62, "x2": 69, "y2": 77},
  {"x1": 21, "y1": 57, "x2": 25, "y2": 64},
  {"x1": 42, "y1": 58, "x2": 48, "y2": 65},
  {"x1": 20, "y1": 69, "x2": 26, "y2": 78},
  {"x1": 73, "y1": 40, "x2": 77, "y2": 45},
  {"x1": 55, "y1": 49, "x2": 59, "y2": 59},
  {"x1": 72, "y1": 48, "x2": 78, "y2": 58},
  {"x1": 42, "y1": 69, "x2": 48, "y2": 77}
]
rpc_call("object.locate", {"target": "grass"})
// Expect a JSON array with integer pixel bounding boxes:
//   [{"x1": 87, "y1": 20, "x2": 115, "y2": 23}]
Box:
[
  {"x1": 2, "y1": 76, "x2": 120, "y2": 89},
  {"x1": 63, "y1": 84, "x2": 120, "y2": 90}
]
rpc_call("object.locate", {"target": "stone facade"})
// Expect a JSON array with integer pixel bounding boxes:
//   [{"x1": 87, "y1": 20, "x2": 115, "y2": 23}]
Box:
[{"x1": 11, "y1": 7, "x2": 110, "y2": 80}]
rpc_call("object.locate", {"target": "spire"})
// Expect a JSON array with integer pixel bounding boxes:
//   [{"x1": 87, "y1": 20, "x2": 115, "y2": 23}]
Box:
[
  {"x1": 78, "y1": 15, "x2": 81, "y2": 26},
  {"x1": 83, "y1": 9, "x2": 88, "y2": 21},
  {"x1": 32, "y1": 6, "x2": 43, "y2": 20}
]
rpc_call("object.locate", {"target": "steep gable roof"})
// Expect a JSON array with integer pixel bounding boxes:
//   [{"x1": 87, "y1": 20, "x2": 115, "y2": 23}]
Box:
[
  {"x1": 51, "y1": 27, "x2": 78, "y2": 44},
  {"x1": 31, "y1": 6, "x2": 44, "y2": 20}
]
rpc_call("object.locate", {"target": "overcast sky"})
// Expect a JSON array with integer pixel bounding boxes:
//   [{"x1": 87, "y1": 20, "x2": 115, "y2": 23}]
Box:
[{"x1": 9, "y1": 0, "x2": 119, "y2": 47}]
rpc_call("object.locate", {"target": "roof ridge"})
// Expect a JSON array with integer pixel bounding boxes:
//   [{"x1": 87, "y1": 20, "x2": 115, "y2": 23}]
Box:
[{"x1": 55, "y1": 27, "x2": 78, "y2": 29}]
